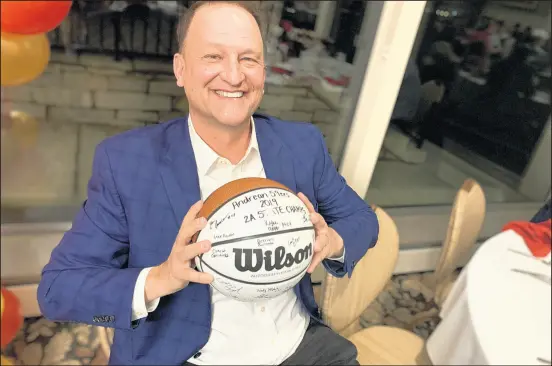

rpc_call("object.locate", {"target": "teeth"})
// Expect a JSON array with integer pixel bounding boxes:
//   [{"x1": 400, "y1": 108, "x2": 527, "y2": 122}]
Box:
[{"x1": 216, "y1": 90, "x2": 243, "y2": 98}]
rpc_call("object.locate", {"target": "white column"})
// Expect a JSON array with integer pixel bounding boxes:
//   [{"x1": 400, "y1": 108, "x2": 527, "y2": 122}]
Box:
[
  {"x1": 314, "y1": 0, "x2": 336, "y2": 39},
  {"x1": 519, "y1": 117, "x2": 551, "y2": 201},
  {"x1": 338, "y1": 1, "x2": 427, "y2": 197}
]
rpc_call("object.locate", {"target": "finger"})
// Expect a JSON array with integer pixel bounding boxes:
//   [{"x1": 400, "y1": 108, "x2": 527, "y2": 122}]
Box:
[
  {"x1": 297, "y1": 192, "x2": 316, "y2": 213},
  {"x1": 310, "y1": 212, "x2": 328, "y2": 232},
  {"x1": 176, "y1": 217, "x2": 207, "y2": 246},
  {"x1": 182, "y1": 268, "x2": 214, "y2": 284},
  {"x1": 307, "y1": 246, "x2": 329, "y2": 273},
  {"x1": 183, "y1": 200, "x2": 204, "y2": 226},
  {"x1": 180, "y1": 240, "x2": 211, "y2": 261},
  {"x1": 176, "y1": 201, "x2": 206, "y2": 244},
  {"x1": 313, "y1": 231, "x2": 330, "y2": 253}
]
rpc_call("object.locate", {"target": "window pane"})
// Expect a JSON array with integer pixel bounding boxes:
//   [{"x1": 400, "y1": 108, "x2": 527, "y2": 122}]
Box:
[{"x1": 364, "y1": 0, "x2": 551, "y2": 207}]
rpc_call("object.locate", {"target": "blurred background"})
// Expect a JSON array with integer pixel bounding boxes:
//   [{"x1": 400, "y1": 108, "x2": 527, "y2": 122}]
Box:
[{"x1": 1, "y1": 0, "x2": 550, "y2": 364}]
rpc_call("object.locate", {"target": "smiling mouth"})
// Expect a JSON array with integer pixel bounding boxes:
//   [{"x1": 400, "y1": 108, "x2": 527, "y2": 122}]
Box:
[{"x1": 215, "y1": 90, "x2": 244, "y2": 98}]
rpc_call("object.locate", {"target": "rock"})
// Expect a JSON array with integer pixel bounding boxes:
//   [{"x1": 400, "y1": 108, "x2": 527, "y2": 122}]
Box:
[
  {"x1": 392, "y1": 307, "x2": 413, "y2": 323},
  {"x1": 360, "y1": 308, "x2": 383, "y2": 326},
  {"x1": 388, "y1": 284, "x2": 402, "y2": 300},
  {"x1": 21, "y1": 343, "x2": 43, "y2": 365},
  {"x1": 397, "y1": 296, "x2": 417, "y2": 309},
  {"x1": 402, "y1": 278, "x2": 434, "y2": 301},
  {"x1": 421, "y1": 272, "x2": 437, "y2": 289},
  {"x1": 74, "y1": 325, "x2": 91, "y2": 346},
  {"x1": 415, "y1": 327, "x2": 430, "y2": 340},
  {"x1": 377, "y1": 291, "x2": 396, "y2": 313},
  {"x1": 382, "y1": 316, "x2": 403, "y2": 328},
  {"x1": 42, "y1": 329, "x2": 74, "y2": 365},
  {"x1": 368, "y1": 300, "x2": 384, "y2": 315},
  {"x1": 75, "y1": 346, "x2": 95, "y2": 358}
]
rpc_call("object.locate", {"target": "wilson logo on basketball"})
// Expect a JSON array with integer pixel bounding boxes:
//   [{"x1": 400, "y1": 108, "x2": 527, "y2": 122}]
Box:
[
  {"x1": 233, "y1": 243, "x2": 313, "y2": 272},
  {"x1": 194, "y1": 178, "x2": 316, "y2": 301}
]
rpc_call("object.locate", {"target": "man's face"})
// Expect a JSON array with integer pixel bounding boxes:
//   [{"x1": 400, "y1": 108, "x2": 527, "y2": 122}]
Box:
[{"x1": 173, "y1": 3, "x2": 265, "y2": 128}]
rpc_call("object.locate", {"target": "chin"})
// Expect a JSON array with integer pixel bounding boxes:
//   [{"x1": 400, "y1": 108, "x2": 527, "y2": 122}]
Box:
[{"x1": 213, "y1": 110, "x2": 252, "y2": 127}]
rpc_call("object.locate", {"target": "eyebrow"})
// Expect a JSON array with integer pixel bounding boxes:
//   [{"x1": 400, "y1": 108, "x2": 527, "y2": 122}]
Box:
[{"x1": 205, "y1": 42, "x2": 263, "y2": 58}]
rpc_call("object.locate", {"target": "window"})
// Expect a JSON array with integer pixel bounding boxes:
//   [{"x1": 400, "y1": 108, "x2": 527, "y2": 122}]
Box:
[{"x1": 327, "y1": 0, "x2": 366, "y2": 63}]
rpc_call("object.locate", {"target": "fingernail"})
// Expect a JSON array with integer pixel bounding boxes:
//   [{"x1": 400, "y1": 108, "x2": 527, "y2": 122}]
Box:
[
  {"x1": 201, "y1": 241, "x2": 211, "y2": 250},
  {"x1": 198, "y1": 217, "x2": 207, "y2": 225}
]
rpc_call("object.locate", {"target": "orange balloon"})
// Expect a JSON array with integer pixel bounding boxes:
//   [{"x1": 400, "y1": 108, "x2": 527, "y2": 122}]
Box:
[
  {"x1": 1, "y1": 32, "x2": 50, "y2": 87},
  {"x1": 0, "y1": 355, "x2": 14, "y2": 365},
  {"x1": 1, "y1": 0, "x2": 72, "y2": 35},
  {"x1": 0, "y1": 288, "x2": 22, "y2": 349}
]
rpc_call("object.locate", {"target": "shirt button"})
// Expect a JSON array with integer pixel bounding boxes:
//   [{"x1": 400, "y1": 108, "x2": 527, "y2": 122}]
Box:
[{"x1": 260, "y1": 306, "x2": 265, "y2": 312}]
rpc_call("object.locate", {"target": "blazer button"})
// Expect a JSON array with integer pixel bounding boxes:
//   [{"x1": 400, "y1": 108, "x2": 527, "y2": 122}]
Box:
[{"x1": 193, "y1": 352, "x2": 202, "y2": 359}]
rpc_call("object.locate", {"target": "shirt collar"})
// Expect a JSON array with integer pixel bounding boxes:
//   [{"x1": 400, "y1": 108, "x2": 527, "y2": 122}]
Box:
[{"x1": 188, "y1": 115, "x2": 259, "y2": 177}]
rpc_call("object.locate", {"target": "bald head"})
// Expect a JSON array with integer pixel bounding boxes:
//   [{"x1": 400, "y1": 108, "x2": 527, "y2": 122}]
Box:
[
  {"x1": 177, "y1": 1, "x2": 263, "y2": 52},
  {"x1": 172, "y1": 1, "x2": 266, "y2": 130}
]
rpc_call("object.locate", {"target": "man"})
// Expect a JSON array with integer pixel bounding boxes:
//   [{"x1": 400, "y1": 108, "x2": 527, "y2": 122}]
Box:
[
  {"x1": 37, "y1": 1, "x2": 379, "y2": 365},
  {"x1": 488, "y1": 19, "x2": 504, "y2": 66}
]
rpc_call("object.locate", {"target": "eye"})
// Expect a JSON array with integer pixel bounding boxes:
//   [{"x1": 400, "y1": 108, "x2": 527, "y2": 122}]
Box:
[
  {"x1": 241, "y1": 57, "x2": 260, "y2": 66},
  {"x1": 204, "y1": 54, "x2": 222, "y2": 61}
]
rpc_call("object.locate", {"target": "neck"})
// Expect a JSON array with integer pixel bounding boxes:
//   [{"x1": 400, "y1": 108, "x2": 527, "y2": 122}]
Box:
[{"x1": 190, "y1": 110, "x2": 252, "y2": 164}]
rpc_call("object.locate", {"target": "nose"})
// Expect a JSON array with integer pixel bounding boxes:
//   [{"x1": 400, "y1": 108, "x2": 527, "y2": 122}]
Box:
[{"x1": 220, "y1": 58, "x2": 245, "y2": 86}]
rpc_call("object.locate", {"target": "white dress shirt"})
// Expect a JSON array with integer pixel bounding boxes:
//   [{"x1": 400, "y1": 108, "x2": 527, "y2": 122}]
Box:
[{"x1": 131, "y1": 117, "x2": 343, "y2": 365}]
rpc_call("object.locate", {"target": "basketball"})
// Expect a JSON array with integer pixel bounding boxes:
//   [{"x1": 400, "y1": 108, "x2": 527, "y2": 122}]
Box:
[{"x1": 194, "y1": 178, "x2": 315, "y2": 301}]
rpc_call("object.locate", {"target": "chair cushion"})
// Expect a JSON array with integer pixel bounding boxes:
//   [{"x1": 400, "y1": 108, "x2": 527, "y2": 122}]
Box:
[
  {"x1": 322, "y1": 207, "x2": 400, "y2": 334},
  {"x1": 348, "y1": 326, "x2": 432, "y2": 365}
]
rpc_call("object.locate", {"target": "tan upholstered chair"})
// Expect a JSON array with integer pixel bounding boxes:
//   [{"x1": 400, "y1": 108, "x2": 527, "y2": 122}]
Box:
[
  {"x1": 433, "y1": 178, "x2": 486, "y2": 306},
  {"x1": 320, "y1": 205, "x2": 431, "y2": 365},
  {"x1": 319, "y1": 205, "x2": 398, "y2": 337},
  {"x1": 409, "y1": 179, "x2": 486, "y2": 328}
]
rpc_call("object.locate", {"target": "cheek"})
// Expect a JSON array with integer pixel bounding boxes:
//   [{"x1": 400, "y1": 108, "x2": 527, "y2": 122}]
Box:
[
  {"x1": 184, "y1": 66, "x2": 220, "y2": 90},
  {"x1": 201, "y1": 67, "x2": 220, "y2": 82},
  {"x1": 244, "y1": 68, "x2": 265, "y2": 90}
]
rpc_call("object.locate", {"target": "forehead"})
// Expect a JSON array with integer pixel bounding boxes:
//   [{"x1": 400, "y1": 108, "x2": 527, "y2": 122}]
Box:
[{"x1": 187, "y1": 4, "x2": 263, "y2": 51}]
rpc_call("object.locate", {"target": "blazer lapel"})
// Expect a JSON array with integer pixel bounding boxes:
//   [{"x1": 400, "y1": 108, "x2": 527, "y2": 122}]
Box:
[
  {"x1": 255, "y1": 114, "x2": 297, "y2": 193},
  {"x1": 158, "y1": 117, "x2": 201, "y2": 227},
  {"x1": 159, "y1": 115, "x2": 298, "y2": 227}
]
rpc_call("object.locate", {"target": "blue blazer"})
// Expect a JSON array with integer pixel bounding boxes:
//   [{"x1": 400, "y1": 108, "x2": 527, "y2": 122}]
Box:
[{"x1": 38, "y1": 114, "x2": 379, "y2": 365}]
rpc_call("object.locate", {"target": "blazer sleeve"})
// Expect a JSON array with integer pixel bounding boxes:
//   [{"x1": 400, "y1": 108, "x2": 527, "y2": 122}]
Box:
[
  {"x1": 312, "y1": 128, "x2": 379, "y2": 278},
  {"x1": 37, "y1": 143, "x2": 142, "y2": 330}
]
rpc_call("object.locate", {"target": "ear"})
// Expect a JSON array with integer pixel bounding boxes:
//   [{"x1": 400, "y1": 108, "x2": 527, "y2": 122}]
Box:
[{"x1": 173, "y1": 53, "x2": 186, "y2": 88}]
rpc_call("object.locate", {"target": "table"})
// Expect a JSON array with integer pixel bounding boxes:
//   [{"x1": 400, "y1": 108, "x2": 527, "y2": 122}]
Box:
[{"x1": 426, "y1": 230, "x2": 551, "y2": 365}]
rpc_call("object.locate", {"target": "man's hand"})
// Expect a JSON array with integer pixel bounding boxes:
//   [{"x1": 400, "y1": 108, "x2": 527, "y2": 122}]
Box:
[
  {"x1": 145, "y1": 201, "x2": 214, "y2": 302},
  {"x1": 297, "y1": 193, "x2": 344, "y2": 273}
]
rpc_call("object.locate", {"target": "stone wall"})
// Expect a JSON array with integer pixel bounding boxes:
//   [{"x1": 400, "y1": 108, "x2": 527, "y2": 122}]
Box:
[{"x1": 1, "y1": 52, "x2": 339, "y2": 207}]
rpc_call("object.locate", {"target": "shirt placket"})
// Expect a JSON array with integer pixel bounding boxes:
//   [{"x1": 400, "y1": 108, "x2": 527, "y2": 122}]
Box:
[{"x1": 253, "y1": 300, "x2": 280, "y2": 363}]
